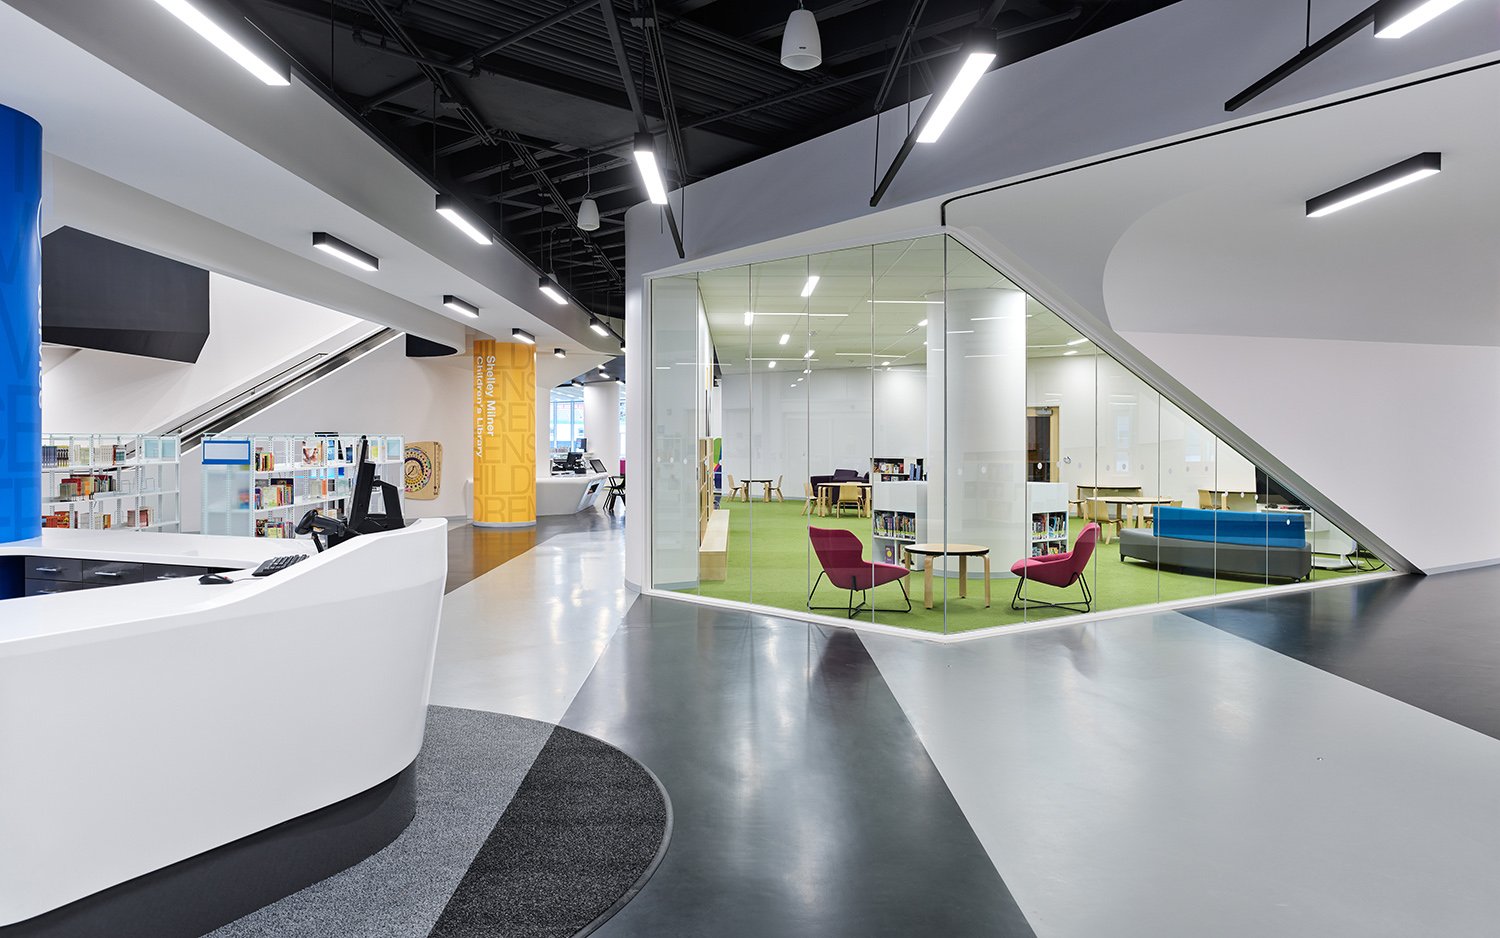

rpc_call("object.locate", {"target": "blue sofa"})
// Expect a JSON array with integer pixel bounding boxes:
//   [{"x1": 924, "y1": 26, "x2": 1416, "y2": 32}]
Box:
[{"x1": 1117, "y1": 507, "x2": 1311, "y2": 581}]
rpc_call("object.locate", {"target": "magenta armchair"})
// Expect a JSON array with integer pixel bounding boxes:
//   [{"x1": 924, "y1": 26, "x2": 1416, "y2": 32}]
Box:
[
  {"x1": 1009, "y1": 523, "x2": 1099, "y2": 613},
  {"x1": 808, "y1": 527, "x2": 912, "y2": 618}
]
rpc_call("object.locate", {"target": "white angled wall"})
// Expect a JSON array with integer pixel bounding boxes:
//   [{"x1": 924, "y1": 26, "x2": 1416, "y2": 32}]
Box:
[
  {"x1": 584, "y1": 381, "x2": 622, "y2": 473},
  {"x1": 42, "y1": 273, "x2": 370, "y2": 434}
]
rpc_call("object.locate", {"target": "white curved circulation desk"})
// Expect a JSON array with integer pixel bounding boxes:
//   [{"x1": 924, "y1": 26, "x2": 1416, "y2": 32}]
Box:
[{"x1": 0, "y1": 519, "x2": 448, "y2": 932}]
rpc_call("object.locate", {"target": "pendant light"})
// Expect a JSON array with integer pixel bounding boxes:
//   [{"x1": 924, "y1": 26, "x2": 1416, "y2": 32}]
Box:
[
  {"x1": 577, "y1": 152, "x2": 601, "y2": 231},
  {"x1": 781, "y1": 2, "x2": 822, "y2": 71}
]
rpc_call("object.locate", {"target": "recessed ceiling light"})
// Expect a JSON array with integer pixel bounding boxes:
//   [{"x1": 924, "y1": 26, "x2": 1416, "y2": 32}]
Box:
[
  {"x1": 917, "y1": 318, "x2": 928, "y2": 327},
  {"x1": 800, "y1": 275, "x2": 819, "y2": 297},
  {"x1": 744, "y1": 311, "x2": 754, "y2": 326},
  {"x1": 1063, "y1": 350, "x2": 1079, "y2": 356},
  {"x1": 1066, "y1": 338, "x2": 1088, "y2": 346},
  {"x1": 435, "y1": 194, "x2": 492, "y2": 245},
  {"x1": 768, "y1": 360, "x2": 777, "y2": 369},
  {"x1": 538, "y1": 275, "x2": 567, "y2": 305},
  {"x1": 554, "y1": 348, "x2": 567, "y2": 358},
  {"x1": 633, "y1": 133, "x2": 669, "y2": 205},
  {"x1": 779, "y1": 333, "x2": 790, "y2": 345},
  {"x1": 1306, "y1": 152, "x2": 1442, "y2": 218},
  {"x1": 1375, "y1": 0, "x2": 1469, "y2": 38},
  {"x1": 598, "y1": 370, "x2": 609, "y2": 379},
  {"x1": 511, "y1": 328, "x2": 535, "y2": 345},
  {"x1": 442, "y1": 294, "x2": 479, "y2": 318},
  {"x1": 867, "y1": 299, "x2": 944, "y2": 305},
  {"x1": 881, "y1": 361, "x2": 891, "y2": 366},
  {"x1": 312, "y1": 232, "x2": 378, "y2": 272},
  {"x1": 150, "y1": 0, "x2": 290, "y2": 86},
  {"x1": 804, "y1": 349, "x2": 814, "y2": 358},
  {"x1": 917, "y1": 30, "x2": 997, "y2": 143}
]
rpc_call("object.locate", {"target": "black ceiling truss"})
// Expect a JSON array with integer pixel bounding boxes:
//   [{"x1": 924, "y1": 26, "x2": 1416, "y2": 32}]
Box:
[{"x1": 234, "y1": 0, "x2": 1181, "y2": 322}]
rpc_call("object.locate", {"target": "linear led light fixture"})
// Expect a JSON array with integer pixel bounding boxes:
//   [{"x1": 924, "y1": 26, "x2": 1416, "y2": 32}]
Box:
[
  {"x1": 633, "y1": 133, "x2": 669, "y2": 205},
  {"x1": 511, "y1": 328, "x2": 535, "y2": 345},
  {"x1": 1375, "y1": 0, "x2": 1469, "y2": 38},
  {"x1": 917, "y1": 318, "x2": 929, "y2": 327},
  {"x1": 1306, "y1": 153, "x2": 1441, "y2": 218},
  {"x1": 151, "y1": 0, "x2": 290, "y2": 86},
  {"x1": 750, "y1": 311, "x2": 848, "y2": 318},
  {"x1": 779, "y1": 333, "x2": 790, "y2": 345},
  {"x1": 917, "y1": 31, "x2": 999, "y2": 144},
  {"x1": 744, "y1": 311, "x2": 755, "y2": 325},
  {"x1": 1065, "y1": 338, "x2": 1088, "y2": 346},
  {"x1": 553, "y1": 348, "x2": 567, "y2": 358},
  {"x1": 312, "y1": 232, "x2": 378, "y2": 272},
  {"x1": 1227, "y1": 0, "x2": 1465, "y2": 111},
  {"x1": 588, "y1": 318, "x2": 610, "y2": 336},
  {"x1": 800, "y1": 276, "x2": 820, "y2": 298},
  {"x1": 442, "y1": 295, "x2": 479, "y2": 318},
  {"x1": 868, "y1": 299, "x2": 944, "y2": 304},
  {"x1": 435, "y1": 194, "x2": 492, "y2": 246},
  {"x1": 538, "y1": 275, "x2": 567, "y2": 305},
  {"x1": 571, "y1": 379, "x2": 584, "y2": 388}
]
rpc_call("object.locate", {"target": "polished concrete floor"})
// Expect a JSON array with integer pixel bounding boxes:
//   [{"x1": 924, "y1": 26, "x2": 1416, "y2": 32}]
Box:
[{"x1": 423, "y1": 512, "x2": 1500, "y2": 937}]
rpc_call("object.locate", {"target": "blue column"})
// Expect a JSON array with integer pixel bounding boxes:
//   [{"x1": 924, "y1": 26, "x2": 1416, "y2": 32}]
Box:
[{"x1": 0, "y1": 104, "x2": 41, "y2": 543}]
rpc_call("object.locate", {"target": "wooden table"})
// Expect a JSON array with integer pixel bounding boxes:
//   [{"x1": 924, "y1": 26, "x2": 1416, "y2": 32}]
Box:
[
  {"x1": 902, "y1": 542, "x2": 990, "y2": 610},
  {"x1": 816, "y1": 482, "x2": 870, "y2": 517},
  {"x1": 745, "y1": 478, "x2": 774, "y2": 502},
  {"x1": 1086, "y1": 496, "x2": 1177, "y2": 542},
  {"x1": 1198, "y1": 488, "x2": 1257, "y2": 511}
]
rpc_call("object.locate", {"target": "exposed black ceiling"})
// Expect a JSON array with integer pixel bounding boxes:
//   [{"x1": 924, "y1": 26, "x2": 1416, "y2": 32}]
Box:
[{"x1": 236, "y1": 0, "x2": 1181, "y2": 326}]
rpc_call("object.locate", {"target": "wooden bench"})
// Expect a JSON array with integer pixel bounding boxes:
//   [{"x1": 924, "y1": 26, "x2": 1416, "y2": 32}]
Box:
[{"x1": 699, "y1": 509, "x2": 731, "y2": 580}]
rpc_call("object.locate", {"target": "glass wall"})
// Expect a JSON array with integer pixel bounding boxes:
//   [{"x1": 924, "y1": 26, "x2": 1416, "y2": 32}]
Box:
[
  {"x1": 548, "y1": 387, "x2": 584, "y2": 452},
  {"x1": 650, "y1": 235, "x2": 1384, "y2": 635}
]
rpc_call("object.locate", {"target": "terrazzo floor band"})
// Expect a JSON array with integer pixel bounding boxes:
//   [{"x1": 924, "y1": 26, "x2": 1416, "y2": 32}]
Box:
[{"x1": 208, "y1": 706, "x2": 669, "y2": 938}]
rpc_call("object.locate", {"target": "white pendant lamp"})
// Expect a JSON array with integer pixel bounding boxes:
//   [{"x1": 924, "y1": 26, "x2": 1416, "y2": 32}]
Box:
[
  {"x1": 577, "y1": 197, "x2": 601, "y2": 232},
  {"x1": 577, "y1": 153, "x2": 601, "y2": 231},
  {"x1": 781, "y1": 4, "x2": 821, "y2": 71}
]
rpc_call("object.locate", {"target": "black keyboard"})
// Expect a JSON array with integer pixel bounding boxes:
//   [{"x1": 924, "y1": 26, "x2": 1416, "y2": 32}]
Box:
[{"x1": 251, "y1": 553, "x2": 308, "y2": 577}]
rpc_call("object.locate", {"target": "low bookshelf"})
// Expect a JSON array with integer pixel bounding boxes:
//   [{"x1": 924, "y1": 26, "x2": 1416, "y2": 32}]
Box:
[
  {"x1": 1027, "y1": 481, "x2": 1069, "y2": 557},
  {"x1": 201, "y1": 433, "x2": 403, "y2": 539},
  {"x1": 41, "y1": 433, "x2": 181, "y2": 532},
  {"x1": 871, "y1": 480, "x2": 926, "y2": 566}
]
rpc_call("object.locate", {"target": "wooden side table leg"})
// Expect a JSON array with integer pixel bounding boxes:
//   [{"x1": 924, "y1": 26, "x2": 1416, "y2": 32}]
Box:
[
  {"x1": 983, "y1": 553, "x2": 991, "y2": 608},
  {"x1": 923, "y1": 561, "x2": 934, "y2": 610},
  {"x1": 959, "y1": 555, "x2": 968, "y2": 599}
]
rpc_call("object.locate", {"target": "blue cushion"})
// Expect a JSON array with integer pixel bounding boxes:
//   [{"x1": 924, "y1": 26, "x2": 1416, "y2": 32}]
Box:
[{"x1": 1153, "y1": 507, "x2": 1304, "y2": 548}]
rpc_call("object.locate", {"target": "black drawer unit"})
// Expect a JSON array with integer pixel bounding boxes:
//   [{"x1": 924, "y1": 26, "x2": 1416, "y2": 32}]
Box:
[
  {"x1": 143, "y1": 563, "x2": 209, "y2": 581},
  {"x1": 25, "y1": 579, "x2": 84, "y2": 597},
  {"x1": 81, "y1": 560, "x2": 145, "y2": 587},
  {"x1": 24, "y1": 556, "x2": 82, "y2": 582}
]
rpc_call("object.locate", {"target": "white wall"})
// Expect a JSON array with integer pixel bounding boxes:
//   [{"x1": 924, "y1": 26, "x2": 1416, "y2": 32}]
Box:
[
  {"x1": 42, "y1": 273, "x2": 370, "y2": 434},
  {"x1": 584, "y1": 382, "x2": 622, "y2": 473},
  {"x1": 719, "y1": 365, "x2": 929, "y2": 494}
]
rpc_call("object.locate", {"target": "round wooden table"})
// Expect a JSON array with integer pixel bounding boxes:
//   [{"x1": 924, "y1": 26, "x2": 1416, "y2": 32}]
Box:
[{"x1": 902, "y1": 542, "x2": 990, "y2": 610}]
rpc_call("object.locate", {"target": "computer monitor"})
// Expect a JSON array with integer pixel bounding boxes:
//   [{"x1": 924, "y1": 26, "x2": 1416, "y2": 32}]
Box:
[
  {"x1": 343, "y1": 436, "x2": 405, "y2": 538},
  {"x1": 588, "y1": 458, "x2": 608, "y2": 474}
]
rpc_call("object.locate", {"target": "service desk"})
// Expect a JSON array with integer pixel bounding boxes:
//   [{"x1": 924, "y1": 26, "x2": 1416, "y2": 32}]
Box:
[
  {"x1": 536, "y1": 471, "x2": 609, "y2": 516},
  {"x1": 0, "y1": 519, "x2": 447, "y2": 934}
]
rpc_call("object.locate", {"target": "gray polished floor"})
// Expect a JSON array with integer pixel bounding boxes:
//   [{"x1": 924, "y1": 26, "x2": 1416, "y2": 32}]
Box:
[{"x1": 419, "y1": 515, "x2": 1500, "y2": 937}]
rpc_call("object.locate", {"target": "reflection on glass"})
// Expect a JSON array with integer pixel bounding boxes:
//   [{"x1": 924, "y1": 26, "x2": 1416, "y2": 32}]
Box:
[{"x1": 649, "y1": 236, "x2": 1385, "y2": 633}]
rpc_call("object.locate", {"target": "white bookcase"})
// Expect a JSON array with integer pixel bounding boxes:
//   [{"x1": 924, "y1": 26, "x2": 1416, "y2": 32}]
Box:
[
  {"x1": 41, "y1": 433, "x2": 181, "y2": 532},
  {"x1": 1026, "y1": 481, "x2": 1069, "y2": 557},
  {"x1": 871, "y1": 480, "x2": 927, "y2": 566},
  {"x1": 201, "y1": 433, "x2": 404, "y2": 539}
]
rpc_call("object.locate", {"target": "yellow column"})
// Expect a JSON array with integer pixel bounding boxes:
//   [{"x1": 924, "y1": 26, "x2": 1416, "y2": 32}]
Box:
[{"x1": 473, "y1": 339, "x2": 536, "y2": 527}]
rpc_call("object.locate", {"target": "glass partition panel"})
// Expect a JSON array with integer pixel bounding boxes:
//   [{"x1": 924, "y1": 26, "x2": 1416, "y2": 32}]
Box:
[{"x1": 649, "y1": 236, "x2": 1390, "y2": 634}]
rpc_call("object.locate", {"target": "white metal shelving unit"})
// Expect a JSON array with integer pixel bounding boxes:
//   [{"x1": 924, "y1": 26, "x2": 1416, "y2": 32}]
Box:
[
  {"x1": 871, "y1": 480, "x2": 926, "y2": 566},
  {"x1": 40, "y1": 433, "x2": 181, "y2": 532},
  {"x1": 201, "y1": 433, "x2": 404, "y2": 539}
]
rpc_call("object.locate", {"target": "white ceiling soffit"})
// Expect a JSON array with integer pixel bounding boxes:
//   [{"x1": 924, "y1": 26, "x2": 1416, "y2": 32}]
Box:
[
  {"x1": 949, "y1": 62, "x2": 1500, "y2": 347},
  {"x1": 0, "y1": 1, "x2": 611, "y2": 354}
]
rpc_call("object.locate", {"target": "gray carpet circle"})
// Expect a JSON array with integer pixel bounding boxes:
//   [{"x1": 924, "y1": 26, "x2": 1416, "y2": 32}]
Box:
[{"x1": 207, "y1": 706, "x2": 670, "y2": 938}]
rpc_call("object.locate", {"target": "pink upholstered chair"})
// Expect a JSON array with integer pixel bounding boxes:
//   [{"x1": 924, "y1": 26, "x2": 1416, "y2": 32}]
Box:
[
  {"x1": 1009, "y1": 523, "x2": 1099, "y2": 613},
  {"x1": 808, "y1": 527, "x2": 911, "y2": 618}
]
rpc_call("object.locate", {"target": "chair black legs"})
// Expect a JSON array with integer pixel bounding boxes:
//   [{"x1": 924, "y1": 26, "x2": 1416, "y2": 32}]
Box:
[
  {"x1": 1010, "y1": 574, "x2": 1093, "y2": 614},
  {"x1": 807, "y1": 574, "x2": 914, "y2": 618}
]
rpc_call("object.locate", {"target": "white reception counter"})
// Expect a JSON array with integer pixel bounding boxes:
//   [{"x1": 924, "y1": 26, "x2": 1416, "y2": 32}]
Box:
[
  {"x1": 0, "y1": 519, "x2": 448, "y2": 929},
  {"x1": 536, "y1": 471, "x2": 609, "y2": 516}
]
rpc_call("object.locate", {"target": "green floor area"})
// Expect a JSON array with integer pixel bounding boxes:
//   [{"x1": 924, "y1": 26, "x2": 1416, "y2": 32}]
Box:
[{"x1": 680, "y1": 497, "x2": 1372, "y2": 634}]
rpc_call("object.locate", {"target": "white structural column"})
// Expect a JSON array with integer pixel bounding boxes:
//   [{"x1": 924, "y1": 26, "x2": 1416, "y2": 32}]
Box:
[
  {"x1": 584, "y1": 380, "x2": 622, "y2": 473},
  {"x1": 925, "y1": 288, "x2": 1027, "y2": 576}
]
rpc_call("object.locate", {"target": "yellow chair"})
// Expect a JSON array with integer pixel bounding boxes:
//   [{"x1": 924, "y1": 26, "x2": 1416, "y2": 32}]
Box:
[
  {"x1": 770, "y1": 475, "x2": 785, "y2": 502},
  {"x1": 725, "y1": 474, "x2": 746, "y2": 502},
  {"x1": 800, "y1": 481, "x2": 817, "y2": 516},
  {"x1": 835, "y1": 484, "x2": 863, "y2": 517}
]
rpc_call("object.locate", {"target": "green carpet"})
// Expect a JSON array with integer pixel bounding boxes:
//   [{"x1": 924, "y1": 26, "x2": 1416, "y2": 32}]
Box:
[{"x1": 677, "y1": 497, "x2": 1372, "y2": 634}]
